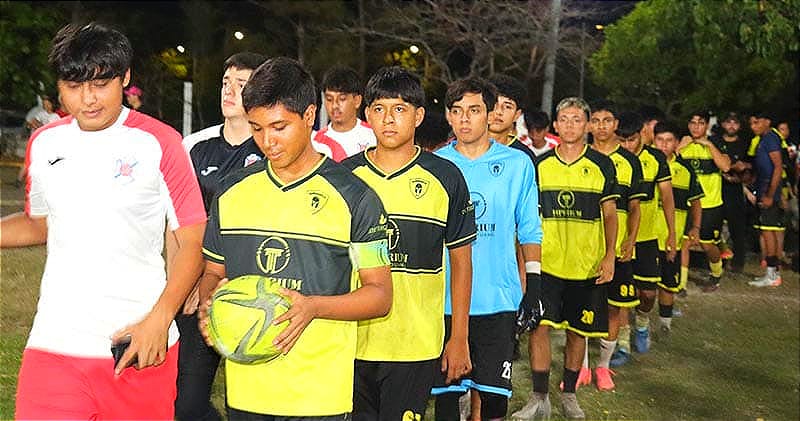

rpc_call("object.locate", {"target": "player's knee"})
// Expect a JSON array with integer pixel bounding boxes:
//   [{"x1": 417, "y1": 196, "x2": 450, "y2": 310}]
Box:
[{"x1": 478, "y1": 391, "x2": 508, "y2": 419}]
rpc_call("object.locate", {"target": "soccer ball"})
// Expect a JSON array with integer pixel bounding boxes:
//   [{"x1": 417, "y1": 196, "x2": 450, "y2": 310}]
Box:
[{"x1": 207, "y1": 275, "x2": 291, "y2": 364}]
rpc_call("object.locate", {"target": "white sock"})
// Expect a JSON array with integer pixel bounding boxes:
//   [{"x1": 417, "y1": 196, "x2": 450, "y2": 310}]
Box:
[
  {"x1": 582, "y1": 337, "x2": 589, "y2": 368},
  {"x1": 597, "y1": 339, "x2": 617, "y2": 368}
]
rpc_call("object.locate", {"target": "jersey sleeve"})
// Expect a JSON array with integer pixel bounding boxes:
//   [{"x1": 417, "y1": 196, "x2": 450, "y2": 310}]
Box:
[
  {"x1": 599, "y1": 155, "x2": 619, "y2": 203},
  {"x1": 349, "y1": 187, "x2": 390, "y2": 270},
  {"x1": 687, "y1": 166, "x2": 705, "y2": 202},
  {"x1": 159, "y1": 131, "x2": 206, "y2": 230},
  {"x1": 24, "y1": 131, "x2": 48, "y2": 217},
  {"x1": 653, "y1": 149, "x2": 672, "y2": 183},
  {"x1": 202, "y1": 193, "x2": 224, "y2": 264},
  {"x1": 515, "y1": 157, "x2": 543, "y2": 245},
  {"x1": 443, "y1": 164, "x2": 477, "y2": 249},
  {"x1": 628, "y1": 155, "x2": 646, "y2": 201}
]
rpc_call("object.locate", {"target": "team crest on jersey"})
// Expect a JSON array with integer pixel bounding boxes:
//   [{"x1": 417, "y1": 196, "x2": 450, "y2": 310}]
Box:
[
  {"x1": 581, "y1": 165, "x2": 591, "y2": 176},
  {"x1": 489, "y1": 161, "x2": 504, "y2": 177},
  {"x1": 410, "y1": 178, "x2": 429, "y2": 199},
  {"x1": 256, "y1": 236, "x2": 291, "y2": 275},
  {"x1": 557, "y1": 190, "x2": 576, "y2": 209},
  {"x1": 244, "y1": 153, "x2": 262, "y2": 167},
  {"x1": 308, "y1": 191, "x2": 328, "y2": 214},
  {"x1": 470, "y1": 191, "x2": 487, "y2": 219},
  {"x1": 113, "y1": 157, "x2": 138, "y2": 185},
  {"x1": 690, "y1": 159, "x2": 700, "y2": 169}
]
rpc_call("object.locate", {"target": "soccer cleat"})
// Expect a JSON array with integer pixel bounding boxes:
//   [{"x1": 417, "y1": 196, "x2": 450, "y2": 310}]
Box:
[
  {"x1": 511, "y1": 392, "x2": 552, "y2": 420},
  {"x1": 701, "y1": 276, "x2": 720, "y2": 293},
  {"x1": 748, "y1": 274, "x2": 782, "y2": 287},
  {"x1": 672, "y1": 307, "x2": 683, "y2": 317},
  {"x1": 720, "y1": 248, "x2": 733, "y2": 260},
  {"x1": 609, "y1": 347, "x2": 631, "y2": 367},
  {"x1": 634, "y1": 327, "x2": 650, "y2": 353},
  {"x1": 559, "y1": 366, "x2": 592, "y2": 391},
  {"x1": 560, "y1": 393, "x2": 586, "y2": 420},
  {"x1": 594, "y1": 367, "x2": 615, "y2": 391}
]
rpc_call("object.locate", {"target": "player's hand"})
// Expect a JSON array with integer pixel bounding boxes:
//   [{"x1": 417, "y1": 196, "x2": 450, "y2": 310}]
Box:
[
  {"x1": 271, "y1": 288, "x2": 317, "y2": 355},
  {"x1": 111, "y1": 310, "x2": 171, "y2": 375},
  {"x1": 596, "y1": 254, "x2": 615, "y2": 284},
  {"x1": 182, "y1": 284, "x2": 200, "y2": 315},
  {"x1": 666, "y1": 232, "x2": 677, "y2": 262},
  {"x1": 686, "y1": 227, "x2": 701, "y2": 247},
  {"x1": 441, "y1": 336, "x2": 471, "y2": 384},
  {"x1": 197, "y1": 277, "x2": 229, "y2": 347},
  {"x1": 620, "y1": 237, "x2": 635, "y2": 262},
  {"x1": 678, "y1": 135, "x2": 693, "y2": 152},
  {"x1": 759, "y1": 195, "x2": 774, "y2": 208},
  {"x1": 516, "y1": 272, "x2": 545, "y2": 334}
]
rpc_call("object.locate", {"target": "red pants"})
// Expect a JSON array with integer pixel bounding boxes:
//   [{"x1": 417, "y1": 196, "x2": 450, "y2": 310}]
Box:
[{"x1": 15, "y1": 342, "x2": 179, "y2": 420}]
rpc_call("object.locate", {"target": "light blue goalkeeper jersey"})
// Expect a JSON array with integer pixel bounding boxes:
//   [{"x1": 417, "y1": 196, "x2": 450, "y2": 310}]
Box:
[{"x1": 437, "y1": 139, "x2": 542, "y2": 315}]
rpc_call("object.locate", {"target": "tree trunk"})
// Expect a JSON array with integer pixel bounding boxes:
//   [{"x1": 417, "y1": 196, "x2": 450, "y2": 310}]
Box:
[
  {"x1": 541, "y1": 0, "x2": 561, "y2": 116},
  {"x1": 296, "y1": 20, "x2": 305, "y2": 65}
]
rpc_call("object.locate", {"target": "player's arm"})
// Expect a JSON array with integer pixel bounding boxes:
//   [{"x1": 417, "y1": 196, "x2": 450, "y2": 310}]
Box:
[
  {"x1": 272, "y1": 263, "x2": 391, "y2": 355},
  {"x1": 197, "y1": 259, "x2": 227, "y2": 346},
  {"x1": 760, "y1": 150, "x2": 783, "y2": 208},
  {"x1": 621, "y1": 198, "x2": 641, "y2": 262},
  {"x1": 442, "y1": 243, "x2": 473, "y2": 383},
  {"x1": 0, "y1": 212, "x2": 47, "y2": 247},
  {"x1": 597, "y1": 199, "x2": 617, "y2": 284},
  {"x1": 686, "y1": 199, "x2": 702, "y2": 246},
  {"x1": 657, "y1": 179, "x2": 677, "y2": 261},
  {"x1": 112, "y1": 221, "x2": 206, "y2": 373}
]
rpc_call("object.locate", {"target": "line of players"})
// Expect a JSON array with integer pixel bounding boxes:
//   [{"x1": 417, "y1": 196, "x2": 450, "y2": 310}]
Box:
[{"x1": 5, "y1": 22, "x2": 789, "y2": 421}]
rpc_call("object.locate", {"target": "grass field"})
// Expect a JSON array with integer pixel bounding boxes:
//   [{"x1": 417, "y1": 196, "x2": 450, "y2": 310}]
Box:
[{"x1": 1, "y1": 164, "x2": 799, "y2": 420}]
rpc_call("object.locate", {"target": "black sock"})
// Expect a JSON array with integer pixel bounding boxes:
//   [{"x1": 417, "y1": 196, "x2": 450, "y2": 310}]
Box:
[
  {"x1": 562, "y1": 368, "x2": 579, "y2": 393},
  {"x1": 659, "y1": 304, "x2": 673, "y2": 318},
  {"x1": 532, "y1": 370, "x2": 550, "y2": 394},
  {"x1": 766, "y1": 255, "x2": 779, "y2": 268}
]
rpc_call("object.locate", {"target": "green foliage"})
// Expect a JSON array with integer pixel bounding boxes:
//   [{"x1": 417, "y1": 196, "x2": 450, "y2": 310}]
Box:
[
  {"x1": 0, "y1": 2, "x2": 65, "y2": 109},
  {"x1": 589, "y1": 0, "x2": 799, "y2": 120}
]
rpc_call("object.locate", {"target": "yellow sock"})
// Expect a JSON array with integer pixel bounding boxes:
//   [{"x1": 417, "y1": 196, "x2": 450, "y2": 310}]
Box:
[
  {"x1": 709, "y1": 260, "x2": 723, "y2": 277},
  {"x1": 680, "y1": 266, "x2": 689, "y2": 290}
]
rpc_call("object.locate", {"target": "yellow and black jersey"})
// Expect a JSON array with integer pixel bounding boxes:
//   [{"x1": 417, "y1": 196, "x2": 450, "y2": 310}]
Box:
[
  {"x1": 679, "y1": 137, "x2": 727, "y2": 209},
  {"x1": 537, "y1": 145, "x2": 618, "y2": 280},
  {"x1": 635, "y1": 145, "x2": 671, "y2": 242},
  {"x1": 506, "y1": 133, "x2": 537, "y2": 164},
  {"x1": 656, "y1": 156, "x2": 704, "y2": 251},
  {"x1": 343, "y1": 146, "x2": 476, "y2": 362},
  {"x1": 606, "y1": 145, "x2": 645, "y2": 257},
  {"x1": 203, "y1": 157, "x2": 389, "y2": 416}
]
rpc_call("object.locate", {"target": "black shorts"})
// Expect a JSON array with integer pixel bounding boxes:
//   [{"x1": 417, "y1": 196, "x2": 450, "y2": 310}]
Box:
[
  {"x1": 756, "y1": 204, "x2": 785, "y2": 231},
  {"x1": 431, "y1": 313, "x2": 515, "y2": 397},
  {"x1": 540, "y1": 274, "x2": 609, "y2": 338},
  {"x1": 607, "y1": 260, "x2": 639, "y2": 308},
  {"x1": 699, "y1": 205, "x2": 723, "y2": 243},
  {"x1": 657, "y1": 251, "x2": 682, "y2": 292},
  {"x1": 633, "y1": 239, "x2": 661, "y2": 289},
  {"x1": 353, "y1": 359, "x2": 437, "y2": 421},
  {"x1": 227, "y1": 407, "x2": 350, "y2": 421}
]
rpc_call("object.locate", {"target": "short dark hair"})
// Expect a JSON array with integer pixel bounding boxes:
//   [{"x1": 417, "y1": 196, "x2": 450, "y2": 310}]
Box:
[
  {"x1": 653, "y1": 121, "x2": 680, "y2": 138},
  {"x1": 524, "y1": 109, "x2": 550, "y2": 130},
  {"x1": 445, "y1": 77, "x2": 497, "y2": 112},
  {"x1": 321, "y1": 65, "x2": 362, "y2": 95},
  {"x1": 415, "y1": 108, "x2": 451, "y2": 151},
  {"x1": 224, "y1": 52, "x2": 267, "y2": 73},
  {"x1": 242, "y1": 57, "x2": 316, "y2": 115},
  {"x1": 49, "y1": 22, "x2": 132, "y2": 82},
  {"x1": 589, "y1": 99, "x2": 617, "y2": 117},
  {"x1": 617, "y1": 111, "x2": 644, "y2": 138},
  {"x1": 750, "y1": 110, "x2": 773, "y2": 121},
  {"x1": 639, "y1": 105, "x2": 665, "y2": 123},
  {"x1": 488, "y1": 74, "x2": 526, "y2": 111},
  {"x1": 688, "y1": 110, "x2": 710, "y2": 122},
  {"x1": 364, "y1": 66, "x2": 425, "y2": 108}
]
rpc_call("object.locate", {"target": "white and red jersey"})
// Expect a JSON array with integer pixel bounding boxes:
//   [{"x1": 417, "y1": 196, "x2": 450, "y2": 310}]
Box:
[
  {"x1": 24, "y1": 107, "x2": 206, "y2": 358},
  {"x1": 312, "y1": 119, "x2": 376, "y2": 162},
  {"x1": 519, "y1": 133, "x2": 560, "y2": 156}
]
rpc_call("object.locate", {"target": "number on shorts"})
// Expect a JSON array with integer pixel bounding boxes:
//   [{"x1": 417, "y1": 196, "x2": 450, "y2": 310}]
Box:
[
  {"x1": 501, "y1": 360, "x2": 512, "y2": 380},
  {"x1": 580, "y1": 310, "x2": 595, "y2": 325},
  {"x1": 620, "y1": 285, "x2": 636, "y2": 297}
]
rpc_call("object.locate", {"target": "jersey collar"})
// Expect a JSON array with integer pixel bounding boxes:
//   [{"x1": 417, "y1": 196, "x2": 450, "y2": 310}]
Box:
[
  {"x1": 265, "y1": 155, "x2": 327, "y2": 192},
  {"x1": 362, "y1": 145, "x2": 421, "y2": 180},
  {"x1": 554, "y1": 144, "x2": 588, "y2": 166}
]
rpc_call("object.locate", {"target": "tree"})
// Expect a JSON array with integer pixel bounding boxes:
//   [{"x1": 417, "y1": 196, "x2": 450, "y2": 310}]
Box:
[
  {"x1": 0, "y1": 2, "x2": 66, "y2": 110},
  {"x1": 589, "y1": 0, "x2": 799, "y2": 120}
]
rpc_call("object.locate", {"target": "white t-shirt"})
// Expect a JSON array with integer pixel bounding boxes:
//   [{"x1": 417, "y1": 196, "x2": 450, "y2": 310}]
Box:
[
  {"x1": 311, "y1": 119, "x2": 376, "y2": 162},
  {"x1": 24, "y1": 107, "x2": 206, "y2": 358}
]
